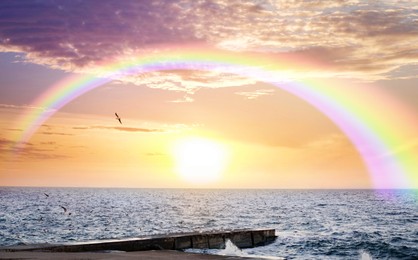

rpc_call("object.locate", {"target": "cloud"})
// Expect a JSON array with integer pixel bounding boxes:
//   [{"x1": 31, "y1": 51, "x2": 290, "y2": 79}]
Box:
[
  {"x1": 120, "y1": 70, "x2": 257, "y2": 94},
  {"x1": 39, "y1": 141, "x2": 56, "y2": 145},
  {"x1": 0, "y1": 103, "x2": 55, "y2": 111},
  {"x1": 0, "y1": 0, "x2": 198, "y2": 69},
  {"x1": 0, "y1": 104, "x2": 23, "y2": 109},
  {"x1": 0, "y1": 137, "x2": 16, "y2": 147},
  {"x1": 0, "y1": 137, "x2": 68, "y2": 160},
  {"x1": 169, "y1": 94, "x2": 195, "y2": 103},
  {"x1": 73, "y1": 125, "x2": 164, "y2": 133},
  {"x1": 108, "y1": 126, "x2": 163, "y2": 133},
  {"x1": 4, "y1": 128, "x2": 22, "y2": 132},
  {"x1": 235, "y1": 89, "x2": 275, "y2": 99},
  {"x1": 72, "y1": 126, "x2": 89, "y2": 130},
  {"x1": 40, "y1": 131, "x2": 73, "y2": 136},
  {"x1": 0, "y1": 0, "x2": 417, "y2": 82}
]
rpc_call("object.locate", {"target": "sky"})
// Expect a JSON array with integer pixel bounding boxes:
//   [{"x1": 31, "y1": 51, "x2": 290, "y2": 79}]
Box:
[{"x1": 1, "y1": 0, "x2": 418, "y2": 189}]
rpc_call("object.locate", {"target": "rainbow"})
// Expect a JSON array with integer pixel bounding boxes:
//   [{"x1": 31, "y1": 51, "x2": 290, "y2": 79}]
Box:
[{"x1": 11, "y1": 46, "x2": 418, "y2": 188}]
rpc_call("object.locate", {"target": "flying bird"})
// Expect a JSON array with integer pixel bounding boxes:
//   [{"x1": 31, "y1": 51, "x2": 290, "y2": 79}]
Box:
[
  {"x1": 115, "y1": 113, "x2": 122, "y2": 124},
  {"x1": 43, "y1": 193, "x2": 49, "y2": 198},
  {"x1": 59, "y1": 205, "x2": 67, "y2": 213}
]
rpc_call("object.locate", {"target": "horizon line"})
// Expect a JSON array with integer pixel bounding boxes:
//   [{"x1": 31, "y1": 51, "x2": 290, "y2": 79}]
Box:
[{"x1": 1, "y1": 185, "x2": 416, "y2": 190}]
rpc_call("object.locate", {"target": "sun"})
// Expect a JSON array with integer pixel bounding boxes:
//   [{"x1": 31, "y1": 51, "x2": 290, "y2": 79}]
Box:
[{"x1": 172, "y1": 137, "x2": 229, "y2": 184}]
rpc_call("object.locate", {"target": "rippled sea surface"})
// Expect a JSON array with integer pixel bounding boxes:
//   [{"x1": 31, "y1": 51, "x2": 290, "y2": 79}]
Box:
[{"x1": 1, "y1": 188, "x2": 417, "y2": 259}]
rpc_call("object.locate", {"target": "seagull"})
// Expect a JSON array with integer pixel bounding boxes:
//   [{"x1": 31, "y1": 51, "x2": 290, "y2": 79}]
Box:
[
  {"x1": 43, "y1": 193, "x2": 49, "y2": 198},
  {"x1": 59, "y1": 205, "x2": 67, "y2": 213},
  {"x1": 115, "y1": 112, "x2": 122, "y2": 124}
]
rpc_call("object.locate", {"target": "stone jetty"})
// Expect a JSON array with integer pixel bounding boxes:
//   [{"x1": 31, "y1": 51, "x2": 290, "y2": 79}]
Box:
[{"x1": 2, "y1": 229, "x2": 276, "y2": 253}]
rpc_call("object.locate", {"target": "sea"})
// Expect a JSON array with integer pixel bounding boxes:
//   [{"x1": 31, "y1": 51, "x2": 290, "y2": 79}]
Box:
[{"x1": 0, "y1": 188, "x2": 417, "y2": 259}]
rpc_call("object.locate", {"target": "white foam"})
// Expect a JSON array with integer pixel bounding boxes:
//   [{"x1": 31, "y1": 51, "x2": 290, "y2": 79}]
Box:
[
  {"x1": 360, "y1": 250, "x2": 373, "y2": 260},
  {"x1": 217, "y1": 240, "x2": 285, "y2": 260},
  {"x1": 218, "y1": 239, "x2": 245, "y2": 257}
]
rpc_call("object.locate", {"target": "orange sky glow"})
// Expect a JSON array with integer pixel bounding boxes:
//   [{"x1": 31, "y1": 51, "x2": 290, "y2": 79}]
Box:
[{"x1": 1, "y1": 1, "x2": 418, "y2": 189}]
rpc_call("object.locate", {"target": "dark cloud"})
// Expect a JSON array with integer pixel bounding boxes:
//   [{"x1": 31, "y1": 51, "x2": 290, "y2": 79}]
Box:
[
  {"x1": 0, "y1": 0, "x2": 198, "y2": 68},
  {"x1": 330, "y1": 9, "x2": 418, "y2": 37},
  {"x1": 0, "y1": 0, "x2": 417, "y2": 80}
]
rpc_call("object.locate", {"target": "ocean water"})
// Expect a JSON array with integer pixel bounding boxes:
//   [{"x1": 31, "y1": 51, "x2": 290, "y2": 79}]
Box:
[{"x1": 0, "y1": 188, "x2": 417, "y2": 259}]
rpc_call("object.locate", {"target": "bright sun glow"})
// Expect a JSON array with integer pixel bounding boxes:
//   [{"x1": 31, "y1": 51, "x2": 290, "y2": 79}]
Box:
[{"x1": 172, "y1": 137, "x2": 228, "y2": 184}]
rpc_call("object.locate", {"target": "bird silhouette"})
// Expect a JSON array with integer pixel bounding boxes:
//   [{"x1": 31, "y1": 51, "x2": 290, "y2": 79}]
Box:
[
  {"x1": 43, "y1": 193, "x2": 49, "y2": 198},
  {"x1": 115, "y1": 113, "x2": 122, "y2": 124},
  {"x1": 59, "y1": 205, "x2": 67, "y2": 213}
]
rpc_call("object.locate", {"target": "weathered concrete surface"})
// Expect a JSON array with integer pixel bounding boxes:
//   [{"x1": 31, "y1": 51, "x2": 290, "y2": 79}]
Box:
[
  {"x1": 174, "y1": 235, "x2": 192, "y2": 250},
  {"x1": 0, "y1": 250, "x2": 268, "y2": 260},
  {"x1": 1, "y1": 229, "x2": 276, "y2": 253}
]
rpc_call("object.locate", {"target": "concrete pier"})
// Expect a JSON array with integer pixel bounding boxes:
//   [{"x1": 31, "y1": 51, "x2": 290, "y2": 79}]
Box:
[
  {"x1": 3, "y1": 229, "x2": 276, "y2": 253},
  {"x1": 0, "y1": 250, "x2": 276, "y2": 260}
]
